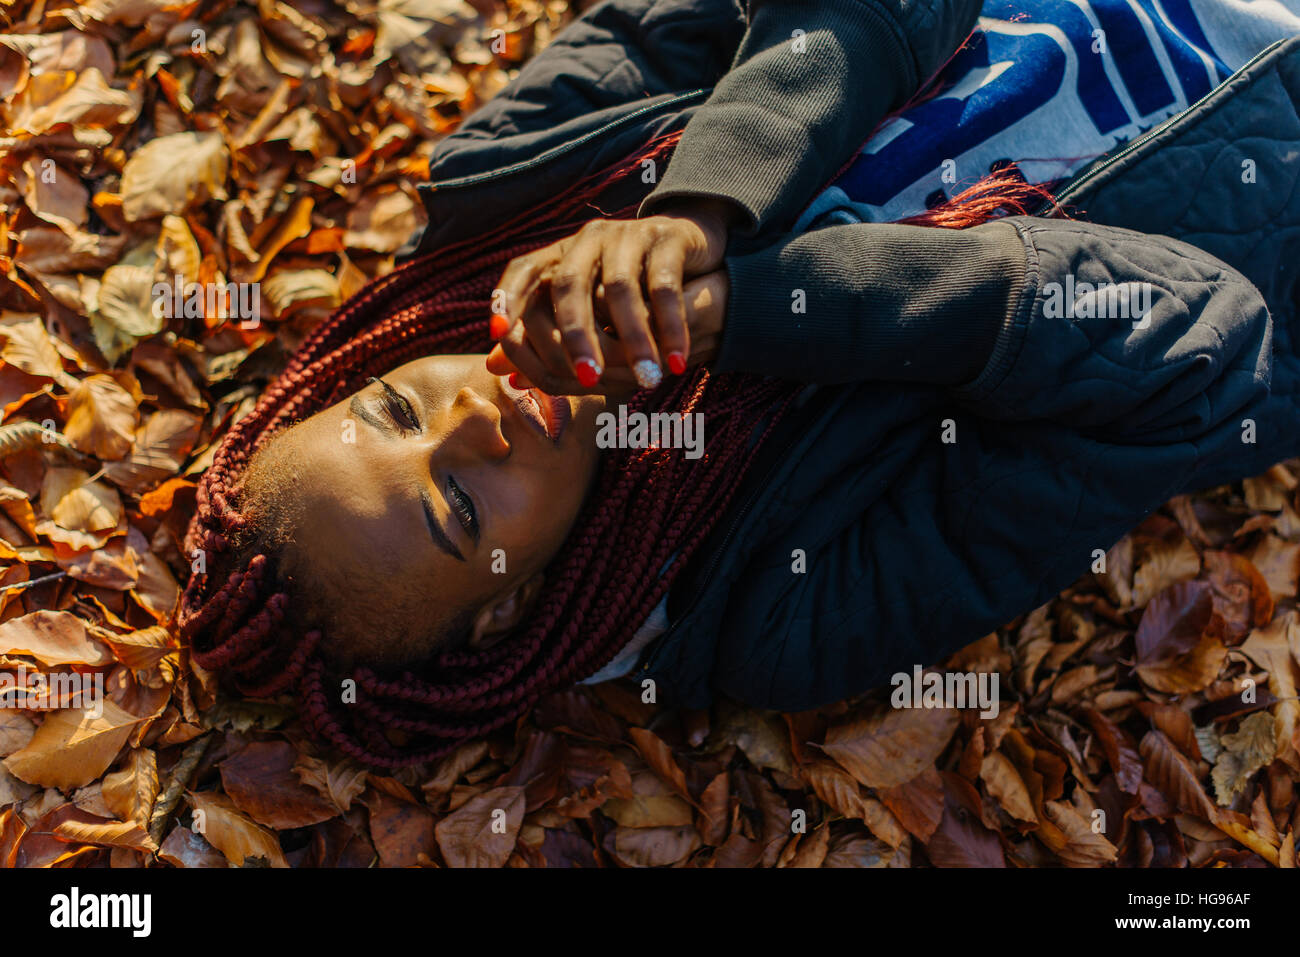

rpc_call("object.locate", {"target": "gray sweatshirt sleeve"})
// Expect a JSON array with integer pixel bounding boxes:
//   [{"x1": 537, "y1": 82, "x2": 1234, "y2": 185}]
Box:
[{"x1": 638, "y1": 0, "x2": 984, "y2": 235}]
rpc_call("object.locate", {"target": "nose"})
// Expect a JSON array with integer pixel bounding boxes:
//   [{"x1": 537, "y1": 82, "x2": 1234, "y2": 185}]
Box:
[{"x1": 447, "y1": 387, "x2": 510, "y2": 461}]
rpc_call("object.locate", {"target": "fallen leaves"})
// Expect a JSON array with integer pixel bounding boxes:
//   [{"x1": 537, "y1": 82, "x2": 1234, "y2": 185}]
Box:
[
  {"x1": 4, "y1": 700, "x2": 144, "y2": 789},
  {"x1": 186, "y1": 790, "x2": 287, "y2": 868},
  {"x1": 0, "y1": 0, "x2": 1297, "y2": 871},
  {"x1": 1134, "y1": 581, "x2": 1228, "y2": 693},
  {"x1": 1212, "y1": 713, "x2": 1277, "y2": 806},
  {"x1": 821, "y1": 703, "x2": 959, "y2": 788},
  {"x1": 63, "y1": 374, "x2": 138, "y2": 459},
  {"x1": 0, "y1": 608, "x2": 111, "y2": 667},
  {"x1": 434, "y1": 786, "x2": 524, "y2": 868},
  {"x1": 121, "y1": 131, "x2": 230, "y2": 222}
]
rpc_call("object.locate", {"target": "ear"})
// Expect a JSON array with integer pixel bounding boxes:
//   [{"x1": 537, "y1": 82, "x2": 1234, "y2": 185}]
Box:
[{"x1": 467, "y1": 573, "x2": 545, "y2": 650}]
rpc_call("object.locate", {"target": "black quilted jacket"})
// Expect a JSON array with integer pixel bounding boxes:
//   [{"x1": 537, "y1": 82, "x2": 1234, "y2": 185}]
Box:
[{"x1": 409, "y1": 1, "x2": 1300, "y2": 710}]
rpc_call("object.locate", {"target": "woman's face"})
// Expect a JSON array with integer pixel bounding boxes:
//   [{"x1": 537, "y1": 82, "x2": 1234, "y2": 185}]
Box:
[{"x1": 250, "y1": 353, "x2": 607, "y2": 667}]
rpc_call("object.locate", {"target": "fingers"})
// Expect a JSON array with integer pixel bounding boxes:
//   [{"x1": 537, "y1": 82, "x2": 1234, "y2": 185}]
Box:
[
  {"x1": 504, "y1": 285, "x2": 573, "y2": 387},
  {"x1": 602, "y1": 238, "x2": 664, "y2": 389},
  {"x1": 491, "y1": 216, "x2": 716, "y2": 392},
  {"x1": 494, "y1": 249, "x2": 549, "y2": 337},
  {"x1": 487, "y1": 329, "x2": 640, "y2": 398},
  {"x1": 645, "y1": 239, "x2": 690, "y2": 375},
  {"x1": 548, "y1": 225, "x2": 608, "y2": 386}
]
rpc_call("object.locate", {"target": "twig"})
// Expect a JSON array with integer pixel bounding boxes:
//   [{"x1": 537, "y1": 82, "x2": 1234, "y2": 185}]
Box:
[
  {"x1": 148, "y1": 733, "x2": 213, "y2": 849},
  {"x1": 1, "y1": 571, "x2": 68, "y2": 593}
]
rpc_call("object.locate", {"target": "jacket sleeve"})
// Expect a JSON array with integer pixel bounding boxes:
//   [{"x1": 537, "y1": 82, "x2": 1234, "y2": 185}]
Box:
[
  {"x1": 718, "y1": 216, "x2": 1273, "y2": 437},
  {"x1": 709, "y1": 218, "x2": 1294, "y2": 711},
  {"x1": 639, "y1": 0, "x2": 983, "y2": 236}
]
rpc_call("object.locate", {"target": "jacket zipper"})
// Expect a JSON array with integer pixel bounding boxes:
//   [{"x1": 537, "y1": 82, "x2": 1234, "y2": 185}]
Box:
[
  {"x1": 1036, "y1": 36, "x2": 1289, "y2": 213},
  {"x1": 428, "y1": 88, "x2": 712, "y2": 191}
]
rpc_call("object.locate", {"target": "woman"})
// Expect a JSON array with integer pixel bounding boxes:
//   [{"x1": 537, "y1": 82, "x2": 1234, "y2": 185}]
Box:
[{"x1": 177, "y1": 0, "x2": 1300, "y2": 768}]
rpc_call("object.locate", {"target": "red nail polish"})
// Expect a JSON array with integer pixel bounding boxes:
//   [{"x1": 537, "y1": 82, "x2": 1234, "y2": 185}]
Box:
[
  {"x1": 667, "y1": 351, "x2": 687, "y2": 375},
  {"x1": 508, "y1": 372, "x2": 524, "y2": 389},
  {"x1": 489, "y1": 313, "x2": 510, "y2": 340},
  {"x1": 574, "y1": 358, "x2": 602, "y2": 388}
]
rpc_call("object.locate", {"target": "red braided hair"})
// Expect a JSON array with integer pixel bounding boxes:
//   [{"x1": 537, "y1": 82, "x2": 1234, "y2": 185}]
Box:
[{"x1": 176, "y1": 131, "x2": 1059, "y2": 770}]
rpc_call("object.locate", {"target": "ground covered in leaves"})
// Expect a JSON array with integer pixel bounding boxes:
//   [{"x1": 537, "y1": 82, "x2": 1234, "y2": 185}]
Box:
[{"x1": 1, "y1": 0, "x2": 1298, "y2": 869}]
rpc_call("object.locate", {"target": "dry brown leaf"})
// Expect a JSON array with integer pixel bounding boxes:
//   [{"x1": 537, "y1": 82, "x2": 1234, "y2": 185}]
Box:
[
  {"x1": 0, "y1": 314, "x2": 77, "y2": 388},
  {"x1": 220, "y1": 740, "x2": 338, "y2": 829},
  {"x1": 1139, "y1": 729, "x2": 1217, "y2": 820},
  {"x1": 821, "y1": 705, "x2": 959, "y2": 788},
  {"x1": 1131, "y1": 533, "x2": 1201, "y2": 607},
  {"x1": 878, "y1": 766, "x2": 945, "y2": 841},
  {"x1": 613, "y1": 824, "x2": 700, "y2": 867},
  {"x1": 53, "y1": 813, "x2": 156, "y2": 853},
  {"x1": 1211, "y1": 712, "x2": 1277, "y2": 805},
  {"x1": 103, "y1": 409, "x2": 203, "y2": 494},
  {"x1": 4, "y1": 700, "x2": 144, "y2": 789},
  {"x1": 1042, "y1": 800, "x2": 1118, "y2": 866},
  {"x1": 627, "y1": 726, "x2": 695, "y2": 807},
  {"x1": 187, "y1": 790, "x2": 288, "y2": 867},
  {"x1": 98, "y1": 624, "x2": 175, "y2": 670},
  {"x1": 158, "y1": 824, "x2": 227, "y2": 868},
  {"x1": 1240, "y1": 611, "x2": 1300, "y2": 767},
  {"x1": 62, "y1": 374, "x2": 138, "y2": 460},
  {"x1": 926, "y1": 772, "x2": 1005, "y2": 867},
  {"x1": 0, "y1": 609, "x2": 112, "y2": 667},
  {"x1": 433, "y1": 785, "x2": 524, "y2": 868},
  {"x1": 121, "y1": 130, "x2": 229, "y2": 221},
  {"x1": 1248, "y1": 535, "x2": 1300, "y2": 601},
  {"x1": 1134, "y1": 581, "x2": 1228, "y2": 693},
  {"x1": 979, "y1": 750, "x2": 1038, "y2": 823},
  {"x1": 100, "y1": 747, "x2": 158, "y2": 827}
]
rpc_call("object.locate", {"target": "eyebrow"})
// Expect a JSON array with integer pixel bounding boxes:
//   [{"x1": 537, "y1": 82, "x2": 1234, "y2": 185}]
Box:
[
  {"x1": 349, "y1": 391, "x2": 465, "y2": 563},
  {"x1": 421, "y1": 489, "x2": 465, "y2": 562}
]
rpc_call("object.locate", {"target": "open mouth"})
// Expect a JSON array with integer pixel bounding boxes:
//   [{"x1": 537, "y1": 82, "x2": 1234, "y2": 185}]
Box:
[{"x1": 500, "y1": 376, "x2": 570, "y2": 444}]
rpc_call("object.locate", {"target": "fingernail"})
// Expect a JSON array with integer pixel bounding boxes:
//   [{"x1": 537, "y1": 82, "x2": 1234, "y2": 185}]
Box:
[
  {"x1": 632, "y1": 359, "x2": 663, "y2": 390},
  {"x1": 489, "y1": 313, "x2": 510, "y2": 340},
  {"x1": 508, "y1": 372, "x2": 525, "y2": 389},
  {"x1": 667, "y1": 351, "x2": 686, "y2": 376},
  {"x1": 574, "y1": 358, "x2": 602, "y2": 388}
]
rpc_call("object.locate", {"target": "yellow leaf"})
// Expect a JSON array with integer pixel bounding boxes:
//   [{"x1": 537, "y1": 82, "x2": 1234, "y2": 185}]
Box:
[
  {"x1": 64, "y1": 374, "x2": 138, "y2": 460},
  {"x1": 0, "y1": 609, "x2": 112, "y2": 666},
  {"x1": 40, "y1": 467, "x2": 121, "y2": 531},
  {"x1": 121, "y1": 131, "x2": 228, "y2": 221},
  {"x1": 186, "y1": 791, "x2": 288, "y2": 868},
  {"x1": 4, "y1": 700, "x2": 144, "y2": 789},
  {"x1": 0, "y1": 314, "x2": 77, "y2": 388},
  {"x1": 101, "y1": 748, "x2": 158, "y2": 827}
]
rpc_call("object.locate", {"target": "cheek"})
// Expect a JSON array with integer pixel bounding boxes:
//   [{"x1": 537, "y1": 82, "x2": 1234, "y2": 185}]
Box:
[{"x1": 496, "y1": 460, "x2": 591, "y2": 559}]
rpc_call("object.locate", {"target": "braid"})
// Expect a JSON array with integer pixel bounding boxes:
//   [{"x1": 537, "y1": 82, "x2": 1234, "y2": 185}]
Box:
[{"x1": 177, "y1": 131, "x2": 1056, "y2": 769}]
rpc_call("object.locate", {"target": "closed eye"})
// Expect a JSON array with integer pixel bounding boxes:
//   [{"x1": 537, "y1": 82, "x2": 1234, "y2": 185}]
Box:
[
  {"x1": 446, "y1": 475, "x2": 479, "y2": 544},
  {"x1": 368, "y1": 376, "x2": 420, "y2": 431}
]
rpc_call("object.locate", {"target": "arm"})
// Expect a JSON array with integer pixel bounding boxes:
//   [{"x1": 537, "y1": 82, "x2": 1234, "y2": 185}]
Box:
[
  {"x1": 719, "y1": 217, "x2": 1272, "y2": 443},
  {"x1": 640, "y1": 0, "x2": 985, "y2": 237},
  {"x1": 708, "y1": 220, "x2": 1291, "y2": 711}
]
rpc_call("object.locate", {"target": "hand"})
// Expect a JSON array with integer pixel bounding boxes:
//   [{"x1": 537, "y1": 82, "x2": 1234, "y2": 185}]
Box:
[
  {"x1": 486, "y1": 199, "x2": 736, "y2": 392},
  {"x1": 487, "y1": 268, "x2": 730, "y2": 395}
]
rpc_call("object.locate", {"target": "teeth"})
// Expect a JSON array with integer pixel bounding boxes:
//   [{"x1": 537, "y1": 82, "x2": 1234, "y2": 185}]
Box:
[{"x1": 632, "y1": 359, "x2": 662, "y2": 390}]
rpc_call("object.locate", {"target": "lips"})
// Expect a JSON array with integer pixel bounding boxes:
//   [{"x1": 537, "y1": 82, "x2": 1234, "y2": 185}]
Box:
[{"x1": 499, "y1": 376, "x2": 570, "y2": 444}]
